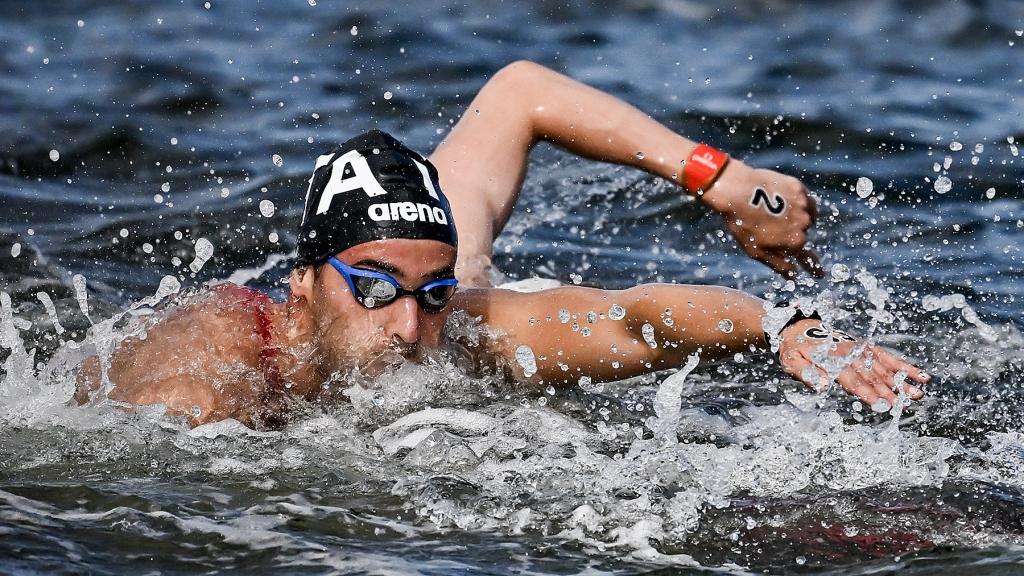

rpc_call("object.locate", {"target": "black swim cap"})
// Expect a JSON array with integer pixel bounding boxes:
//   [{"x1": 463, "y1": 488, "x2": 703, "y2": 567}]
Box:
[{"x1": 295, "y1": 129, "x2": 458, "y2": 267}]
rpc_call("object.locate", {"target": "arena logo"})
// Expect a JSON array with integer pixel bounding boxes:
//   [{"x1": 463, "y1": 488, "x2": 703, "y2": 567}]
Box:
[
  {"x1": 368, "y1": 202, "x2": 449, "y2": 225},
  {"x1": 308, "y1": 149, "x2": 440, "y2": 217}
]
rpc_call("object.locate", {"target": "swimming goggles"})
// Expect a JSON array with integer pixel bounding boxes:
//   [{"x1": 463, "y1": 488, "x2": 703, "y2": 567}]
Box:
[{"x1": 327, "y1": 257, "x2": 458, "y2": 313}]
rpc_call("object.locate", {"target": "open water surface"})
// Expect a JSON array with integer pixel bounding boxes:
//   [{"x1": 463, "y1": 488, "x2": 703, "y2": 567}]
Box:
[{"x1": 1, "y1": 0, "x2": 1024, "y2": 573}]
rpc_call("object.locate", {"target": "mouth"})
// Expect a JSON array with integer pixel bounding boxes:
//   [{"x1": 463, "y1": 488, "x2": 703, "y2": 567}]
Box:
[{"x1": 360, "y1": 345, "x2": 422, "y2": 377}]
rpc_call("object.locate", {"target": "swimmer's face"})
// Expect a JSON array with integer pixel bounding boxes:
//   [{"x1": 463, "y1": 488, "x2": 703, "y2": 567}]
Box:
[{"x1": 299, "y1": 239, "x2": 457, "y2": 376}]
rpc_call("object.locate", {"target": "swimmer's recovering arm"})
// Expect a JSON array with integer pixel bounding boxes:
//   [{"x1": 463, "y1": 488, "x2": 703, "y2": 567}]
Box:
[
  {"x1": 455, "y1": 285, "x2": 928, "y2": 405},
  {"x1": 431, "y1": 60, "x2": 821, "y2": 284}
]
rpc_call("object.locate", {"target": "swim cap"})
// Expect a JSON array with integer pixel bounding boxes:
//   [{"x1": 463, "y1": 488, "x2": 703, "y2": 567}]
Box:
[{"x1": 295, "y1": 129, "x2": 458, "y2": 267}]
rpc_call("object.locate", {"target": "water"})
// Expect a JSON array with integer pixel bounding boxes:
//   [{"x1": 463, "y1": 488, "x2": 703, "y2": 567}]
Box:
[{"x1": 2, "y1": 0, "x2": 1024, "y2": 573}]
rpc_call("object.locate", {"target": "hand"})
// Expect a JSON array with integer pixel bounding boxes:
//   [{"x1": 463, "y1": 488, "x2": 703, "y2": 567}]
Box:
[
  {"x1": 777, "y1": 319, "x2": 930, "y2": 406},
  {"x1": 701, "y1": 161, "x2": 823, "y2": 279}
]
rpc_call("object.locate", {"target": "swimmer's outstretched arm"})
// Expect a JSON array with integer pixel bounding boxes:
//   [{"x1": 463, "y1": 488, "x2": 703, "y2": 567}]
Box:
[
  {"x1": 454, "y1": 285, "x2": 928, "y2": 405},
  {"x1": 431, "y1": 60, "x2": 822, "y2": 285}
]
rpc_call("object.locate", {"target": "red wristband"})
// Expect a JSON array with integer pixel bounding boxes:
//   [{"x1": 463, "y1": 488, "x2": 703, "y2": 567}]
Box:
[{"x1": 683, "y1": 144, "x2": 729, "y2": 195}]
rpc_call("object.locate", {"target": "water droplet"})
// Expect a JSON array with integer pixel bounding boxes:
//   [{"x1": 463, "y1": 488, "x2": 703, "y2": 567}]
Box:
[
  {"x1": 48, "y1": 149, "x2": 59, "y2": 162},
  {"x1": 10, "y1": 243, "x2": 21, "y2": 258},
  {"x1": 545, "y1": 385, "x2": 555, "y2": 395},
  {"x1": 870, "y1": 398, "x2": 892, "y2": 413},
  {"x1": 170, "y1": 137, "x2": 178, "y2": 145},
  {"x1": 558, "y1": 309, "x2": 570, "y2": 323},
  {"x1": 796, "y1": 556, "x2": 806, "y2": 566},
  {"x1": 635, "y1": 151, "x2": 645, "y2": 160},
  {"x1": 307, "y1": 0, "x2": 316, "y2": 5},
  {"x1": 934, "y1": 176, "x2": 952, "y2": 194},
  {"x1": 189, "y1": 238, "x2": 214, "y2": 273},
  {"x1": 608, "y1": 304, "x2": 626, "y2": 320},
  {"x1": 855, "y1": 177, "x2": 873, "y2": 198},
  {"x1": 119, "y1": 228, "x2": 128, "y2": 238},
  {"x1": 268, "y1": 232, "x2": 279, "y2": 243},
  {"x1": 191, "y1": 405, "x2": 202, "y2": 418},
  {"x1": 569, "y1": 273, "x2": 582, "y2": 285},
  {"x1": 578, "y1": 375, "x2": 602, "y2": 393},
  {"x1": 830, "y1": 263, "x2": 851, "y2": 282},
  {"x1": 974, "y1": 143, "x2": 984, "y2": 154},
  {"x1": 515, "y1": 345, "x2": 537, "y2": 377},
  {"x1": 717, "y1": 319, "x2": 734, "y2": 333},
  {"x1": 142, "y1": 243, "x2": 153, "y2": 254},
  {"x1": 985, "y1": 187, "x2": 996, "y2": 199},
  {"x1": 949, "y1": 141, "x2": 962, "y2": 151},
  {"x1": 581, "y1": 327, "x2": 592, "y2": 337},
  {"x1": 350, "y1": 25, "x2": 358, "y2": 36},
  {"x1": 272, "y1": 154, "x2": 283, "y2": 167},
  {"x1": 259, "y1": 199, "x2": 276, "y2": 217},
  {"x1": 642, "y1": 323, "x2": 657, "y2": 348},
  {"x1": 161, "y1": 182, "x2": 170, "y2": 193},
  {"x1": 77, "y1": 19, "x2": 85, "y2": 27},
  {"x1": 383, "y1": 91, "x2": 393, "y2": 100}
]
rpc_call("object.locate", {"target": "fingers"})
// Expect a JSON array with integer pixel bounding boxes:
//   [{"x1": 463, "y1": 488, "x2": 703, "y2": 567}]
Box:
[
  {"x1": 873, "y1": 349, "x2": 929, "y2": 399},
  {"x1": 784, "y1": 349, "x2": 832, "y2": 393},
  {"x1": 794, "y1": 247, "x2": 824, "y2": 278},
  {"x1": 761, "y1": 252, "x2": 798, "y2": 280},
  {"x1": 836, "y1": 364, "x2": 881, "y2": 406},
  {"x1": 805, "y1": 190, "x2": 818, "y2": 227}
]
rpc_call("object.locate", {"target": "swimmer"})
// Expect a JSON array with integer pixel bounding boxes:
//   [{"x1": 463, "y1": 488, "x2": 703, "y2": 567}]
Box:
[
  {"x1": 75, "y1": 130, "x2": 928, "y2": 428},
  {"x1": 433, "y1": 61, "x2": 823, "y2": 286}
]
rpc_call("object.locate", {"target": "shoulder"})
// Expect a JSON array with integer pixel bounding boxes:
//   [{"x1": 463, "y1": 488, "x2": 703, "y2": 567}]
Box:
[{"x1": 132, "y1": 283, "x2": 272, "y2": 365}]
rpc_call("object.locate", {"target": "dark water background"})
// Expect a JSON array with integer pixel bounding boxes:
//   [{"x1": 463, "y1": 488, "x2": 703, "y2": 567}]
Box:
[{"x1": 1, "y1": 0, "x2": 1023, "y2": 574}]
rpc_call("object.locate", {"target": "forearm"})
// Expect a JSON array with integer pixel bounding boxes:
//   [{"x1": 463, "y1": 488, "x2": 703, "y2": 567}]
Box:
[
  {"x1": 475, "y1": 283, "x2": 769, "y2": 385},
  {"x1": 515, "y1": 62, "x2": 702, "y2": 187},
  {"x1": 619, "y1": 284, "x2": 768, "y2": 369}
]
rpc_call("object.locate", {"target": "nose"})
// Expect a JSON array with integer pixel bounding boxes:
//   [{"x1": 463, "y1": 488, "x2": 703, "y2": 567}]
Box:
[{"x1": 387, "y1": 295, "x2": 421, "y2": 345}]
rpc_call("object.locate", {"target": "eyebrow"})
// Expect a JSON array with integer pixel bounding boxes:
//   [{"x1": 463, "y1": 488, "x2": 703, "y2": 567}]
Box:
[
  {"x1": 351, "y1": 259, "x2": 455, "y2": 282},
  {"x1": 352, "y1": 259, "x2": 400, "y2": 275}
]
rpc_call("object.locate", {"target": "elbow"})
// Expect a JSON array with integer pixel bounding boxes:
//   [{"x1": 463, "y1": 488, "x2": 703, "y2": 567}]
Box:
[{"x1": 491, "y1": 60, "x2": 548, "y2": 87}]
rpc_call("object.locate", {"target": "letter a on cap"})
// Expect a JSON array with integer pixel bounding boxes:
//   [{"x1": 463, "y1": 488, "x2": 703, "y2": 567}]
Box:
[{"x1": 315, "y1": 150, "x2": 388, "y2": 215}]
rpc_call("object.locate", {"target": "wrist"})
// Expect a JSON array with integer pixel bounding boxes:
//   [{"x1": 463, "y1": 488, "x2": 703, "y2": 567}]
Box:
[
  {"x1": 682, "y1": 143, "x2": 730, "y2": 197},
  {"x1": 763, "y1": 302, "x2": 822, "y2": 348},
  {"x1": 697, "y1": 159, "x2": 748, "y2": 212}
]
